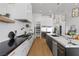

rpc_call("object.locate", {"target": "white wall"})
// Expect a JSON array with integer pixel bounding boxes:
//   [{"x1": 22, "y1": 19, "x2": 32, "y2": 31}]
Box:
[
  {"x1": 0, "y1": 21, "x2": 28, "y2": 42},
  {"x1": 33, "y1": 13, "x2": 53, "y2": 26}
]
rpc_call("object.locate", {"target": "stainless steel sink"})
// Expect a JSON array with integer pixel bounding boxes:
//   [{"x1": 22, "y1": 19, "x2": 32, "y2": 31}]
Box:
[{"x1": 51, "y1": 35, "x2": 59, "y2": 37}]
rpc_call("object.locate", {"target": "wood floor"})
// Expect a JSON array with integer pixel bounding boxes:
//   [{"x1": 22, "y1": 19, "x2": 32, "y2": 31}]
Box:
[{"x1": 28, "y1": 37, "x2": 53, "y2": 56}]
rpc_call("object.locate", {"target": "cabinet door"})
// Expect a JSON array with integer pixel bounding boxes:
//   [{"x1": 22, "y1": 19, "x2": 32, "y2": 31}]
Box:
[
  {"x1": 7, "y1": 3, "x2": 32, "y2": 20},
  {"x1": 46, "y1": 35, "x2": 52, "y2": 52},
  {"x1": 8, "y1": 35, "x2": 34, "y2": 56},
  {"x1": 57, "y1": 44, "x2": 65, "y2": 56},
  {"x1": 48, "y1": 40, "x2": 52, "y2": 51},
  {"x1": 8, "y1": 40, "x2": 29, "y2": 56},
  {"x1": 52, "y1": 40, "x2": 58, "y2": 56},
  {"x1": 0, "y1": 4, "x2": 8, "y2": 14}
]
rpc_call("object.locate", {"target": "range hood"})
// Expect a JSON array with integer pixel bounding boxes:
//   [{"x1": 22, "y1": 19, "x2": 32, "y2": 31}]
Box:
[
  {"x1": 16, "y1": 19, "x2": 31, "y2": 23},
  {"x1": 0, "y1": 16, "x2": 15, "y2": 23}
]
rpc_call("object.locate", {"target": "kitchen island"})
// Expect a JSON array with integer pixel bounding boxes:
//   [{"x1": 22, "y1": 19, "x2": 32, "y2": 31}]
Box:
[{"x1": 44, "y1": 33, "x2": 79, "y2": 56}]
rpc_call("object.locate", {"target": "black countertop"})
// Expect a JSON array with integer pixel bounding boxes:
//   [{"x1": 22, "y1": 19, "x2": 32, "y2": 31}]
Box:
[{"x1": 0, "y1": 34, "x2": 32, "y2": 56}]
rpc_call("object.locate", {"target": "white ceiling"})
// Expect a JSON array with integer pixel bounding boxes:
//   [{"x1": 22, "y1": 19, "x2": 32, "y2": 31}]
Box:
[{"x1": 32, "y1": 3, "x2": 79, "y2": 15}]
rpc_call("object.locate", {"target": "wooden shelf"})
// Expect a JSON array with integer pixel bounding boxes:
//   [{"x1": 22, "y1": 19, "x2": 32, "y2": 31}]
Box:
[{"x1": 0, "y1": 16, "x2": 15, "y2": 23}]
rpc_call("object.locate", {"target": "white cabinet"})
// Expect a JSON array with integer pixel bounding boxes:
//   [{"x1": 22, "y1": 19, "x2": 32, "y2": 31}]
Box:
[
  {"x1": 0, "y1": 3, "x2": 32, "y2": 22},
  {"x1": 26, "y1": 4, "x2": 32, "y2": 22},
  {"x1": 7, "y1": 4, "x2": 26, "y2": 19},
  {"x1": 7, "y1": 3, "x2": 32, "y2": 22},
  {"x1": 8, "y1": 35, "x2": 34, "y2": 56},
  {"x1": 0, "y1": 3, "x2": 8, "y2": 15}
]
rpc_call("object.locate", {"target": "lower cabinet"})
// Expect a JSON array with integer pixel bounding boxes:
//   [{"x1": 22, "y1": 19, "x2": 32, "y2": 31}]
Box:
[
  {"x1": 52, "y1": 40, "x2": 58, "y2": 56},
  {"x1": 57, "y1": 43, "x2": 65, "y2": 56},
  {"x1": 52, "y1": 40, "x2": 65, "y2": 56},
  {"x1": 45, "y1": 34, "x2": 65, "y2": 56},
  {"x1": 45, "y1": 34, "x2": 79, "y2": 56},
  {"x1": 8, "y1": 35, "x2": 34, "y2": 56},
  {"x1": 8, "y1": 40, "x2": 28, "y2": 56},
  {"x1": 46, "y1": 35, "x2": 52, "y2": 52}
]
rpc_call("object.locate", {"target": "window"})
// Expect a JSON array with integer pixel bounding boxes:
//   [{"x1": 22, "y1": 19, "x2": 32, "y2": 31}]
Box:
[{"x1": 72, "y1": 7, "x2": 79, "y2": 17}]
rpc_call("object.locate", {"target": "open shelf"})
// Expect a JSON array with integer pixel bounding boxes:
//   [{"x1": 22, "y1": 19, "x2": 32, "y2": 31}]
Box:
[{"x1": 0, "y1": 16, "x2": 15, "y2": 23}]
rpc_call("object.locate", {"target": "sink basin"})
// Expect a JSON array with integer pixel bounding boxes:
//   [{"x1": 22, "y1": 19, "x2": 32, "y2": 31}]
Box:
[{"x1": 51, "y1": 35, "x2": 59, "y2": 37}]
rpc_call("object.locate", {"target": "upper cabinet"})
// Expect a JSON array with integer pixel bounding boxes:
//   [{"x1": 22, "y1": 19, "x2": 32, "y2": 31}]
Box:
[
  {"x1": 7, "y1": 3, "x2": 32, "y2": 22},
  {"x1": 0, "y1": 3, "x2": 8, "y2": 15},
  {"x1": 0, "y1": 3, "x2": 32, "y2": 23}
]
